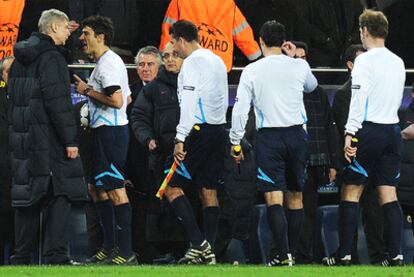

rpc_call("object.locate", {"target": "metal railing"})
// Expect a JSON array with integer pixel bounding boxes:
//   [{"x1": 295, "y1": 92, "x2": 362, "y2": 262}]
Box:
[{"x1": 68, "y1": 63, "x2": 414, "y2": 73}]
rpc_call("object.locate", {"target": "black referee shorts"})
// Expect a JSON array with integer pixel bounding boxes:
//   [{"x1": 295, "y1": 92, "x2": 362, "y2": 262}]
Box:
[
  {"x1": 256, "y1": 125, "x2": 308, "y2": 193},
  {"x1": 91, "y1": 125, "x2": 129, "y2": 191},
  {"x1": 168, "y1": 124, "x2": 226, "y2": 190},
  {"x1": 342, "y1": 122, "x2": 402, "y2": 187}
]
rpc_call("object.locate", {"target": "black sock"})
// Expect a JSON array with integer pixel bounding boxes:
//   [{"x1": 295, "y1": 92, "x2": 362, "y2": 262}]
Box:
[
  {"x1": 113, "y1": 203, "x2": 133, "y2": 257},
  {"x1": 338, "y1": 201, "x2": 359, "y2": 258},
  {"x1": 267, "y1": 204, "x2": 289, "y2": 257},
  {"x1": 203, "y1": 206, "x2": 220, "y2": 248},
  {"x1": 383, "y1": 201, "x2": 403, "y2": 258},
  {"x1": 171, "y1": 195, "x2": 204, "y2": 246},
  {"x1": 95, "y1": 200, "x2": 115, "y2": 252},
  {"x1": 287, "y1": 208, "x2": 304, "y2": 256}
]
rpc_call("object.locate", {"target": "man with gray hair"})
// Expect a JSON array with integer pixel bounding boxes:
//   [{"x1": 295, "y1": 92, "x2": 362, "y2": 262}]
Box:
[
  {"x1": 8, "y1": 9, "x2": 87, "y2": 265},
  {"x1": 125, "y1": 45, "x2": 162, "y2": 261},
  {"x1": 132, "y1": 45, "x2": 162, "y2": 100}
]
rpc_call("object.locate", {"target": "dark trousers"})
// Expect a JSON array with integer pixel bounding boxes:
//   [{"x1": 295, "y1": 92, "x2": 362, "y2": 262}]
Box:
[
  {"x1": 360, "y1": 184, "x2": 387, "y2": 263},
  {"x1": 296, "y1": 166, "x2": 339, "y2": 263},
  {"x1": 296, "y1": 166, "x2": 320, "y2": 263},
  {"x1": 11, "y1": 196, "x2": 72, "y2": 265},
  {"x1": 84, "y1": 201, "x2": 103, "y2": 257},
  {"x1": 0, "y1": 212, "x2": 14, "y2": 264}
]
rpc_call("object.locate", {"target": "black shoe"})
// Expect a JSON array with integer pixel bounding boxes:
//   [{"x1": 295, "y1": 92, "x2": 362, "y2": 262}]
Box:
[
  {"x1": 85, "y1": 249, "x2": 113, "y2": 264},
  {"x1": 107, "y1": 253, "x2": 138, "y2": 265},
  {"x1": 381, "y1": 255, "x2": 404, "y2": 266},
  {"x1": 268, "y1": 253, "x2": 293, "y2": 266},
  {"x1": 322, "y1": 254, "x2": 351, "y2": 266},
  {"x1": 178, "y1": 240, "x2": 216, "y2": 264}
]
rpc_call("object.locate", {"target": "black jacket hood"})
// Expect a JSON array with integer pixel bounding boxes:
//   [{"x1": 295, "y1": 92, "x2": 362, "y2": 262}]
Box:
[
  {"x1": 156, "y1": 67, "x2": 178, "y2": 88},
  {"x1": 13, "y1": 32, "x2": 58, "y2": 65}
]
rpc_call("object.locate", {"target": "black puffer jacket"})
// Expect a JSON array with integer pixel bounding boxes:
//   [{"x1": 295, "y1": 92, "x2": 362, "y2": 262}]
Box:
[
  {"x1": 0, "y1": 84, "x2": 12, "y2": 212},
  {"x1": 130, "y1": 67, "x2": 179, "y2": 154},
  {"x1": 8, "y1": 32, "x2": 87, "y2": 207},
  {"x1": 398, "y1": 101, "x2": 414, "y2": 208}
]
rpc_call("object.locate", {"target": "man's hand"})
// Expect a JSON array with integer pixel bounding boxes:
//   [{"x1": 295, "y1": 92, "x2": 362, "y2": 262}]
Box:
[
  {"x1": 73, "y1": 74, "x2": 89, "y2": 95},
  {"x1": 148, "y1": 139, "x2": 157, "y2": 152},
  {"x1": 66, "y1": 146, "x2": 79, "y2": 159},
  {"x1": 281, "y1": 41, "x2": 297, "y2": 58},
  {"x1": 344, "y1": 135, "x2": 357, "y2": 163},
  {"x1": 230, "y1": 145, "x2": 244, "y2": 163},
  {"x1": 173, "y1": 142, "x2": 186, "y2": 164},
  {"x1": 328, "y1": 168, "x2": 337, "y2": 183},
  {"x1": 68, "y1": 20, "x2": 80, "y2": 33}
]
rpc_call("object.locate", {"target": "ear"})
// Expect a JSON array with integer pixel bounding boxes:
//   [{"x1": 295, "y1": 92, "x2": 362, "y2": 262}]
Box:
[
  {"x1": 361, "y1": 26, "x2": 369, "y2": 38},
  {"x1": 96, "y1": 33, "x2": 105, "y2": 43},
  {"x1": 50, "y1": 22, "x2": 58, "y2": 33},
  {"x1": 259, "y1": 37, "x2": 264, "y2": 47},
  {"x1": 346, "y1": 61, "x2": 354, "y2": 71}
]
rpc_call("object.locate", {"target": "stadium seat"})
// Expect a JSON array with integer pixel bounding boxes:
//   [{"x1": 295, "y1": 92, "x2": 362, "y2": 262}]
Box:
[
  {"x1": 248, "y1": 204, "x2": 271, "y2": 264},
  {"x1": 221, "y1": 238, "x2": 247, "y2": 264},
  {"x1": 313, "y1": 205, "x2": 339, "y2": 262},
  {"x1": 313, "y1": 205, "x2": 370, "y2": 264},
  {"x1": 402, "y1": 216, "x2": 414, "y2": 264}
]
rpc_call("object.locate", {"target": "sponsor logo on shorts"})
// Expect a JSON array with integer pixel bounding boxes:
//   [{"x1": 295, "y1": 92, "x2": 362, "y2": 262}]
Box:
[{"x1": 351, "y1": 84, "x2": 361, "y2": 89}]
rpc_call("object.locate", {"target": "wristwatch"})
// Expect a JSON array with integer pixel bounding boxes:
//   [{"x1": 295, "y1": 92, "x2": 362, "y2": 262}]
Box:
[{"x1": 83, "y1": 87, "x2": 92, "y2": 96}]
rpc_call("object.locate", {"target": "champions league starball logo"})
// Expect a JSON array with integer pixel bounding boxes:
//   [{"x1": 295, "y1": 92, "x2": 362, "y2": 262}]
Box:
[
  {"x1": 197, "y1": 23, "x2": 224, "y2": 37},
  {"x1": 197, "y1": 22, "x2": 228, "y2": 52}
]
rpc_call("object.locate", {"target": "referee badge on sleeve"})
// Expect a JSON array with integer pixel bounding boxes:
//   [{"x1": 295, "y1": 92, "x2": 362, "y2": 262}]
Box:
[{"x1": 183, "y1": 86, "x2": 195, "y2": 91}]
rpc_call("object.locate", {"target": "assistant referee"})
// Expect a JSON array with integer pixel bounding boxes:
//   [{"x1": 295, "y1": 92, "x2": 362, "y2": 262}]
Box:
[
  {"x1": 324, "y1": 10, "x2": 406, "y2": 266},
  {"x1": 230, "y1": 20, "x2": 317, "y2": 266}
]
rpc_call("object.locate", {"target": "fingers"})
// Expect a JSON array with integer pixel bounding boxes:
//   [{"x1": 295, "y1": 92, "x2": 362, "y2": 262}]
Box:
[
  {"x1": 231, "y1": 151, "x2": 244, "y2": 163},
  {"x1": 173, "y1": 152, "x2": 185, "y2": 164},
  {"x1": 67, "y1": 149, "x2": 78, "y2": 159},
  {"x1": 344, "y1": 146, "x2": 356, "y2": 163},
  {"x1": 281, "y1": 41, "x2": 296, "y2": 57},
  {"x1": 148, "y1": 140, "x2": 157, "y2": 151},
  {"x1": 344, "y1": 154, "x2": 351, "y2": 163},
  {"x1": 66, "y1": 146, "x2": 79, "y2": 159},
  {"x1": 68, "y1": 20, "x2": 80, "y2": 32},
  {"x1": 73, "y1": 74, "x2": 82, "y2": 83}
]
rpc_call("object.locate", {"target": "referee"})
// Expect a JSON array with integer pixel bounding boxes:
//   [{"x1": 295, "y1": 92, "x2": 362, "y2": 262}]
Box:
[
  {"x1": 230, "y1": 20, "x2": 317, "y2": 266},
  {"x1": 324, "y1": 10, "x2": 406, "y2": 266},
  {"x1": 74, "y1": 15, "x2": 136, "y2": 265},
  {"x1": 164, "y1": 20, "x2": 228, "y2": 264}
]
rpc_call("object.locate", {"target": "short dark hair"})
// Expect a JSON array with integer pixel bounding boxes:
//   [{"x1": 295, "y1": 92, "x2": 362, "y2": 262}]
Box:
[
  {"x1": 292, "y1": 41, "x2": 308, "y2": 54},
  {"x1": 170, "y1": 20, "x2": 199, "y2": 43},
  {"x1": 82, "y1": 15, "x2": 115, "y2": 46},
  {"x1": 359, "y1": 10, "x2": 388, "y2": 39},
  {"x1": 259, "y1": 20, "x2": 285, "y2": 48},
  {"x1": 343, "y1": 44, "x2": 365, "y2": 64}
]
